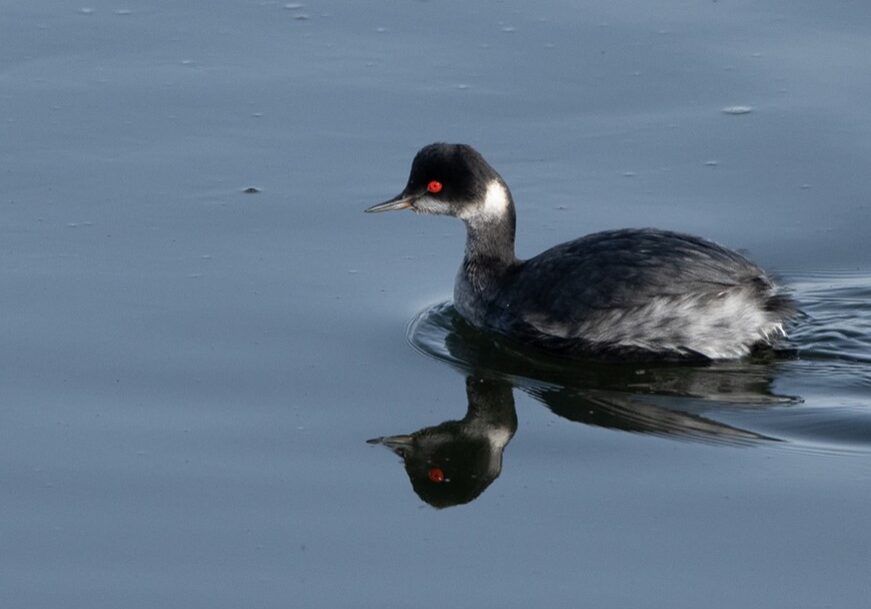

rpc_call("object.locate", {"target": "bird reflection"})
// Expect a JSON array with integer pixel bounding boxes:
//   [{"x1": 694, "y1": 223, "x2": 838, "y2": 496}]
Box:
[
  {"x1": 368, "y1": 376, "x2": 516, "y2": 508},
  {"x1": 370, "y1": 303, "x2": 800, "y2": 508}
]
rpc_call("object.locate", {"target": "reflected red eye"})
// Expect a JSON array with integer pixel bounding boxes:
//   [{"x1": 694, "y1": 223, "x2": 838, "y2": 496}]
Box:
[
  {"x1": 427, "y1": 467, "x2": 445, "y2": 483},
  {"x1": 427, "y1": 180, "x2": 443, "y2": 194}
]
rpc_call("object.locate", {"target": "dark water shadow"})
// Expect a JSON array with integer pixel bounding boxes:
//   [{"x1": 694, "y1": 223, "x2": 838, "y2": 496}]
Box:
[{"x1": 368, "y1": 365, "x2": 782, "y2": 508}]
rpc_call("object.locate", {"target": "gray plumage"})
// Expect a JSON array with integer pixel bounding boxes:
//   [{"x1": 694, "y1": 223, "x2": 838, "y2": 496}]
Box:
[{"x1": 486, "y1": 228, "x2": 795, "y2": 359}]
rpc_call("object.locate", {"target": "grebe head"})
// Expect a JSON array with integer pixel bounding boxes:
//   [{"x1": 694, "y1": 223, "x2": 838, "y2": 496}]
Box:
[{"x1": 365, "y1": 143, "x2": 513, "y2": 224}]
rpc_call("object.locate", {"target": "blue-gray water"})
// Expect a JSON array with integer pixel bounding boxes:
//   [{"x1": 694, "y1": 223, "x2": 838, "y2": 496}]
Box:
[{"x1": 2, "y1": 1, "x2": 870, "y2": 607}]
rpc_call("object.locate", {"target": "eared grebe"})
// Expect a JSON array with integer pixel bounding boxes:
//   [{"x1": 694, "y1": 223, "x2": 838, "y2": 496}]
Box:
[{"x1": 366, "y1": 143, "x2": 797, "y2": 361}]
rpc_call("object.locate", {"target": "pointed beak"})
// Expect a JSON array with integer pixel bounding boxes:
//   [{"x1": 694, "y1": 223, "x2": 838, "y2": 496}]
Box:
[
  {"x1": 365, "y1": 192, "x2": 416, "y2": 213},
  {"x1": 367, "y1": 434, "x2": 415, "y2": 456}
]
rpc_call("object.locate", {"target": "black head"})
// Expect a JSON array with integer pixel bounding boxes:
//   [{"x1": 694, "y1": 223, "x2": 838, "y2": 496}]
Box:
[
  {"x1": 366, "y1": 377, "x2": 516, "y2": 508},
  {"x1": 370, "y1": 423, "x2": 498, "y2": 509},
  {"x1": 365, "y1": 143, "x2": 510, "y2": 220}
]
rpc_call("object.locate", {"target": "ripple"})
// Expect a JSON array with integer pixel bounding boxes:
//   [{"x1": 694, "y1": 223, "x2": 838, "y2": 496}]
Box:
[{"x1": 789, "y1": 270, "x2": 871, "y2": 365}]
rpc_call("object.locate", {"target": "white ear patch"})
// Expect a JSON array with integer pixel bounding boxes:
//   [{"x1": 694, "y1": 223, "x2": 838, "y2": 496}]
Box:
[
  {"x1": 483, "y1": 180, "x2": 510, "y2": 216},
  {"x1": 458, "y1": 180, "x2": 510, "y2": 223}
]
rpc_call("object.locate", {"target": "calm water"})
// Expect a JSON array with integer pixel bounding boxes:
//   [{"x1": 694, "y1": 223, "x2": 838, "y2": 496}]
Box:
[{"x1": 3, "y1": 1, "x2": 870, "y2": 608}]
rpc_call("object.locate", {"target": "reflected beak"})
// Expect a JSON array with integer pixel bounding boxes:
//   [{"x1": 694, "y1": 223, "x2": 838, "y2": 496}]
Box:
[
  {"x1": 367, "y1": 434, "x2": 415, "y2": 456},
  {"x1": 365, "y1": 192, "x2": 416, "y2": 213}
]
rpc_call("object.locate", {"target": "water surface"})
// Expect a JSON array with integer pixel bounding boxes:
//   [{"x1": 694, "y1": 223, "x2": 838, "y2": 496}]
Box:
[{"x1": 2, "y1": 1, "x2": 870, "y2": 608}]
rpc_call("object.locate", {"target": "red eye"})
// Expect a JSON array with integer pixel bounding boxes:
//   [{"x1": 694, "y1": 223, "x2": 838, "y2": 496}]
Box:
[
  {"x1": 427, "y1": 467, "x2": 445, "y2": 483},
  {"x1": 427, "y1": 180, "x2": 443, "y2": 194}
]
